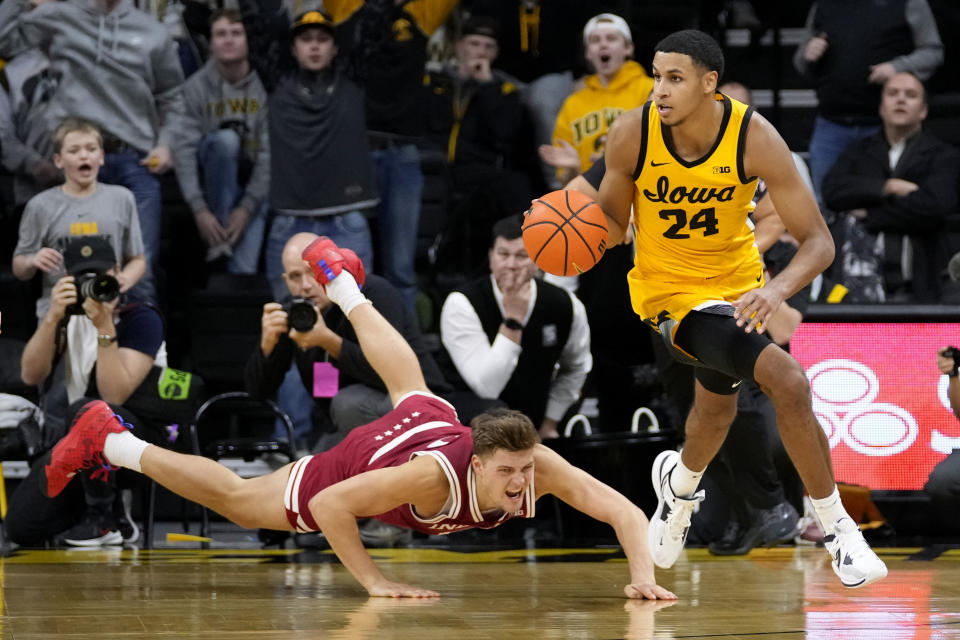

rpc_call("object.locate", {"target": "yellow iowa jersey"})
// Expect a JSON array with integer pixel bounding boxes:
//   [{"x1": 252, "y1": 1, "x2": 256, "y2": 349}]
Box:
[{"x1": 628, "y1": 93, "x2": 763, "y2": 329}]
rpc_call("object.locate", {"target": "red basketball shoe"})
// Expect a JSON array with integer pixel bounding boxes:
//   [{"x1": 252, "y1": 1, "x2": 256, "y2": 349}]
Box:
[
  {"x1": 301, "y1": 236, "x2": 366, "y2": 289},
  {"x1": 44, "y1": 400, "x2": 130, "y2": 498}
]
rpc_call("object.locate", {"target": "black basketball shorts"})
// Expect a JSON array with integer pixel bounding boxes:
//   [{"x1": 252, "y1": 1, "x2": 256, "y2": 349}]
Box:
[{"x1": 672, "y1": 307, "x2": 774, "y2": 395}]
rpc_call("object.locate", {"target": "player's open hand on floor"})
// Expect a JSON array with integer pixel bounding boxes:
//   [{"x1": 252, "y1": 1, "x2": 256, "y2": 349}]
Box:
[
  {"x1": 732, "y1": 287, "x2": 784, "y2": 334},
  {"x1": 367, "y1": 580, "x2": 441, "y2": 598},
  {"x1": 623, "y1": 582, "x2": 678, "y2": 600}
]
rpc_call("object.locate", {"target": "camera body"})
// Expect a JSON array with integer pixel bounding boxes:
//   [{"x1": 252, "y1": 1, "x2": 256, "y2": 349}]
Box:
[
  {"x1": 284, "y1": 297, "x2": 318, "y2": 332},
  {"x1": 62, "y1": 236, "x2": 121, "y2": 315}
]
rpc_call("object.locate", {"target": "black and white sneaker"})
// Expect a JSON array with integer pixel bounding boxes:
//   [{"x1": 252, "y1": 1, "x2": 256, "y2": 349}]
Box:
[
  {"x1": 823, "y1": 517, "x2": 887, "y2": 588},
  {"x1": 647, "y1": 449, "x2": 704, "y2": 568},
  {"x1": 63, "y1": 508, "x2": 122, "y2": 547}
]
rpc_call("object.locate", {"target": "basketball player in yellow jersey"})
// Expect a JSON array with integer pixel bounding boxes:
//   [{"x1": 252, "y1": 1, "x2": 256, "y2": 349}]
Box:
[{"x1": 599, "y1": 30, "x2": 888, "y2": 589}]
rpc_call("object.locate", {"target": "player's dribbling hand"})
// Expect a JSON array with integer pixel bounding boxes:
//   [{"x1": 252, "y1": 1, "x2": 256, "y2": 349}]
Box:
[
  {"x1": 623, "y1": 582, "x2": 677, "y2": 600},
  {"x1": 733, "y1": 287, "x2": 784, "y2": 334},
  {"x1": 367, "y1": 579, "x2": 440, "y2": 598}
]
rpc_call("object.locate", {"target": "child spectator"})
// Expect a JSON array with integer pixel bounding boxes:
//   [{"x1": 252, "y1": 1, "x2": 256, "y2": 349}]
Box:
[{"x1": 12, "y1": 118, "x2": 146, "y2": 321}]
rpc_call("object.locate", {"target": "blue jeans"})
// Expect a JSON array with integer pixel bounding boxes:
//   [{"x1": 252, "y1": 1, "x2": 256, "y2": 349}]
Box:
[
  {"x1": 99, "y1": 149, "x2": 161, "y2": 305},
  {"x1": 265, "y1": 210, "x2": 374, "y2": 301},
  {"x1": 372, "y1": 144, "x2": 422, "y2": 311},
  {"x1": 808, "y1": 116, "x2": 880, "y2": 206},
  {"x1": 198, "y1": 129, "x2": 266, "y2": 274}
]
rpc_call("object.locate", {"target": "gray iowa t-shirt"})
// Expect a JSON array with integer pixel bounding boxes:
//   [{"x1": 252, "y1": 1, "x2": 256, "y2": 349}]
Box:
[{"x1": 14, "y1": 183, "x2": 144, "y2": 319}]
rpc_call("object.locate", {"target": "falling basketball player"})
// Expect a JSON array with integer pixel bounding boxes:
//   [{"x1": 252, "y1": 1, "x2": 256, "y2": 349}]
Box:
[
  {"x1": 596, "y1": 29, "x2": 886, "y2": 588},
  {"x1": 42, "y1": 237, "x2": 676, "y2": 600}
]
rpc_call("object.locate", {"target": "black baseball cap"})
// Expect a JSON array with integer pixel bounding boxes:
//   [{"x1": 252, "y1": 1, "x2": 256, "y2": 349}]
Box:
[
  {"x1": 63, "y1": 236, "x2": 116, "y2": 275},
  {"x1": 460, "y1": 16, "x2": 500, "y2": 43},
  {"x1": 291, "y1": 10, "x2": 336, "y2": 40}
]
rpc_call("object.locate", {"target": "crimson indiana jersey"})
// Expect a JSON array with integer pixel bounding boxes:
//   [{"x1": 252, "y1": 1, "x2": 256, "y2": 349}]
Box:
[{"x1": 283, "y1": 391, "x2": 536, "y2": 534}]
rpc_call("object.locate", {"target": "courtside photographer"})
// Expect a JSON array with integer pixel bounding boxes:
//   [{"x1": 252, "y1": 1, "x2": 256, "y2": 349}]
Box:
[{"x1": 8, "y1": 235, "x2": 182, "y2": 547}]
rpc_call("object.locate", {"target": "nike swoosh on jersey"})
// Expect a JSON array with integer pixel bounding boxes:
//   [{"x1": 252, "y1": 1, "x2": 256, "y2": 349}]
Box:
[
  {"x1": 651, "y1": 160, "x2": 670, "y2": 167},
  {"x1": 427, "y1": 438, "x2": 451, "y2": 448}
]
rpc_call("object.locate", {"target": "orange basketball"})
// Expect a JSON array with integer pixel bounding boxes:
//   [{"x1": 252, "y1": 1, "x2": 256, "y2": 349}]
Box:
[{"x1": 522, "y1": 190, "x2": 609, "y2": 276}]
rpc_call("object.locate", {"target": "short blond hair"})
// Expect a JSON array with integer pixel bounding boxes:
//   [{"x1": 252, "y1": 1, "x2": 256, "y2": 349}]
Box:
[
  {"x1": 470, "y1": 408, "x2": 540, "y2": 459},
  {"x1": 53, "y1": 117, "x2": 102, "y2": 154}
]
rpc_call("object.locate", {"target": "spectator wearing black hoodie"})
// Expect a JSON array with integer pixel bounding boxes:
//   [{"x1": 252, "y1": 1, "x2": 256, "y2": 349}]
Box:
[{"x1": 263, "y1": 10, "x2": 378, "y2": 301}]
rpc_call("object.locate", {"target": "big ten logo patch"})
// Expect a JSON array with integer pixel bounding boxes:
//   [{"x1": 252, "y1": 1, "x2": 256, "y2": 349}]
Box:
[
  {"x1": 158, "y1": 368, "x2": 193, "y2": 400},
  {"x1": 570, "y1": 108, "x2": 624, "y2": 145},
  {"x1": 712, "y1": 166, "x2": 731, "y2": 174},
  {"x1": 69, "y1": 221, "x2": 99, "y2": 236},
  {"x1": 208, "y1": 98, "x2": 260, "y2": 118}
]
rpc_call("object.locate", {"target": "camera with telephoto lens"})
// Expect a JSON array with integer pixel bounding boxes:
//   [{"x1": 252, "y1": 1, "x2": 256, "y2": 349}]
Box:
[
  {"x1": 284, "y1": 297, "x2": 318, "y2": 332},
  {"x1": 62, "y1": 236, "x2": 120, "y2": 315}
]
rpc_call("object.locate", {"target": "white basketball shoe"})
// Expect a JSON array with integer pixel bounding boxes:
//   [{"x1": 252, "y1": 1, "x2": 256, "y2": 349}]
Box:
[
  {"x1": 647, "y1": 449, "x2": 705, "y2": 569},
  {"x1": 822, "y1": 517, "x2": 888, "y2": 588}
]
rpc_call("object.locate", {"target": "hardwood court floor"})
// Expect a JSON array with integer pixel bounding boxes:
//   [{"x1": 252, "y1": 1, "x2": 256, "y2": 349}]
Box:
[{"x1": 2, "y1": 545, "x2": 959, "y2": 639}]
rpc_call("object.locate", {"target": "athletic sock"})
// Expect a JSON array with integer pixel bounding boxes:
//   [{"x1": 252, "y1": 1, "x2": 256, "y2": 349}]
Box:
[
  {"x1": 103, "y1": 431, "x2": 149, "y2": 472},
  {"x1": 324, "y1": 270, "x2": 370, "y2": 316},
  {"x1": 668, "y1": 455, "x2": 704, "y2": 498},
  {"x1": 810, "y1": 487, "x2": 850, "y2": 530}
]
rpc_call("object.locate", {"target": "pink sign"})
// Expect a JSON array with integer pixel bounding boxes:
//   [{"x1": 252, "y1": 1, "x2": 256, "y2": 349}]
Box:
[
  {"x1": 313, "y1": 361, "x2": 340, "y2": 398},
  {"x1": 792, "y1": 322, "x2": 959, "y2": 491}
]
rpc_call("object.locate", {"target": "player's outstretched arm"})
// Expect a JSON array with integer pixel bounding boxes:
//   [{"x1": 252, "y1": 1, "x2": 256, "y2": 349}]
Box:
[
  {"x1": 734, "y1": 115, "x2": 835, "y2": 333},
  {"x1": 307, "y1": 456, "x2": 445, "y2": 598},
  {"x1": 533, "y1": 445, "x2": 677, "y2": 600},
  {"x1": 598, "y1": 112, "x2": 643, "y2": 246}
]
